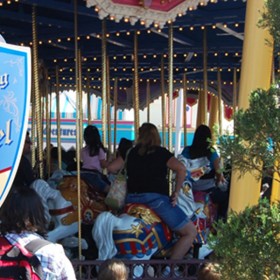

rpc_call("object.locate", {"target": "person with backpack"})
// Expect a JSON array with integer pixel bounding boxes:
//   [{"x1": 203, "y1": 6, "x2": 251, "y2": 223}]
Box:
[{"x1": 0, "y1": 187, "x2": 76, "y2": 280}]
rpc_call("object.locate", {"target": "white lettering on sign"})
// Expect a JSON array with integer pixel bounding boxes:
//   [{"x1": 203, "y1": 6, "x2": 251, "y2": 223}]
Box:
[
  {"x1": 0, "y1": 73, "x2": 9, "y2": 89},
  {"x1": 0, "y1": 119, "x2": 13, "y2": 147}
]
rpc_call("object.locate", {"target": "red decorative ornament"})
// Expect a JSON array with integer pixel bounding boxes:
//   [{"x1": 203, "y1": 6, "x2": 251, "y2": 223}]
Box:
[{"x1": 224, "y1": 106, "x2": 233, "y2": 121}]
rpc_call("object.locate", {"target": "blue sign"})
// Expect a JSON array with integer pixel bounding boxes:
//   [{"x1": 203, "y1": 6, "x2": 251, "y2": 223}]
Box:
[{"x1": 0, "y1": 42, "x2": 31, "y2": 206}]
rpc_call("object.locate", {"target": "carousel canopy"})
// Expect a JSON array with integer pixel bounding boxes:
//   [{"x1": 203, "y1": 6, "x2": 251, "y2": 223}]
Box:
[{"x1": 0, "y1": 0, "x2": 259, "y2": 109}]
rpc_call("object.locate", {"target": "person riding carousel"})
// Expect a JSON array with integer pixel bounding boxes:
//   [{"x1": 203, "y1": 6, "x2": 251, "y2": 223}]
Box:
[
  {"x1": 125, "y1": 122, "x2": 197, "y2": 260},
  {"x1": 180, "y1": 124, "x2": 229, "y2": 221},
  {"x1": 80, "y1": 125, "x2": 111, "y2": 193}
]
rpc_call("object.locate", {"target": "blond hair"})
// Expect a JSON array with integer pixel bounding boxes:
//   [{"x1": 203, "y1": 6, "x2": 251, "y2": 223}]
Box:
[
  {"x1": 97, "y1": 259, "x2": 128, "y2": 280},
  {"x1": 198, "y1": 263, "x2": 221, "y2": 280},
  {"x1": 137, "y1": 123, "x2": 161, "y2": 156}
]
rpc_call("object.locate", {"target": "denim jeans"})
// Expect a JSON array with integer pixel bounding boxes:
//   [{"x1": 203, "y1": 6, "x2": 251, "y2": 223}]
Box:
[{"x1": 126, "y1": 193, "x2": 190, "y2": 231}]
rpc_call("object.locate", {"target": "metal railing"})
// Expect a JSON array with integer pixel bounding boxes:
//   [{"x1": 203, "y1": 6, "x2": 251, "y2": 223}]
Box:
[{"x1": 72, "y1": 258, "x2": 207, "y2": 280}]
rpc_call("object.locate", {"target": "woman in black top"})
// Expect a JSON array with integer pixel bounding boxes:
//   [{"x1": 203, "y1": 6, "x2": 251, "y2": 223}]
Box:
[{"x1": 126, "y1": 123, "x2": 196, "y2": 260}]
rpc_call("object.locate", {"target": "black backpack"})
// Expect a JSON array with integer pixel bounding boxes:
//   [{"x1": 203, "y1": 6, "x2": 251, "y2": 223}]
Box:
[{"x1": 0, "y1": 236, "x2": 50, "y2": 280}]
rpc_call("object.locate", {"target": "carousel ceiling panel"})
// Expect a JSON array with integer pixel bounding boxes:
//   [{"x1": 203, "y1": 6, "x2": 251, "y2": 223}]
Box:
[
  {"x1": 86, "y1": 0, "x2": 206, "y2": 28},
  {"x1": 0, "y1": 0, "x2": 252, "y2": 109}
]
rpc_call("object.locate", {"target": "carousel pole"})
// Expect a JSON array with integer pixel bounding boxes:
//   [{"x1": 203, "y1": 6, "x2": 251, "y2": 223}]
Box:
[
  {"x1": 271, "y1": 54, "x2": 280, "y2": 203},
  {"x1": 86, "y1": 74, "x2": 91, "y2": 125},
  {"x1": 233, "y1": 67, "x2": 238, "y2": 114},
  {"x1": 168, "y1": 22, "x2": 174, "y2": 195},
  {"x1": 101, "y1": 20, "x2": 108, "y2": 146},
  {"x1": 55, "y1": 66, "x2": 62, "y2": 170},
  {"x1": 106, "y1": 56, "x2": 111, "y2": 154},
  {"x1": 73, "y1": 0, "x2": 82, "y2": 265},
  {"x1": 31, "y1": 81, "x2": 36, "y2": 168},
  {"x1": 45, "y1": 74, "x2": 52, "y2": 178},
  {"x1": 229, "y1": 0, "x2": 273, "y2": 212},
  {"x1": 78, "y1": 49, "x2": 83, "y2": 152},
  {"x1": 133, "y1": 31, "x2": 140, "y2": 139},
  {"x1": 203, "y1": 28, "x2": 208, "y2": 126},
  {"x1": 197, "y1": 28, "x2": 208, "y2": 127},
  {"x1": 32, "y1": 6, "x2": 44, "y2": 178},
  {"x1": 209, "y1": 94, "x2": 219, "y2": 141},
  {"x1": 217, "y1": 70, "x2": 223, "y2": 136},
  {"x1": 161, "y1": 55, "x2": 166, "y2": 148},
  {"x1": 168, "y1": 23, "x2": 173, "y2": 153},
  {"x1": 183, "y1": 73, "x2": 187, "y2": 147},
  {"x1": 146, "y1": 79, "x2": 150, "y2": 123},
  {"x1": 113, "y1": 78, "x2": 118, "y2": 155}
]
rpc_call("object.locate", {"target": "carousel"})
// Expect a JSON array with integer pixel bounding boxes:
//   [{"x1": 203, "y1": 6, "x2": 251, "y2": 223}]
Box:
[{"x1": 0, "y1": 0, "x2": 278, "y2": 279}]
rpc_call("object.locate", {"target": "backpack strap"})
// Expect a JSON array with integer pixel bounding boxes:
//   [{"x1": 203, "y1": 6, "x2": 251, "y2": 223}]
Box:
[{"x1": 25, "y1": 238, "x2": 51, "y2": 254}]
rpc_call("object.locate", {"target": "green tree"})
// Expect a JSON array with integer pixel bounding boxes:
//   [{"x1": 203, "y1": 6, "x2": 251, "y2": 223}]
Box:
[
  {"x1": 208, "y1": 199, "x2": 280, "y2": 280},
  {"x1": 216, "y1": 83, "x2": 280, "y2": 182},
  {"x1": 258, "y1": 0, "x2": 280, "y2": 48}
]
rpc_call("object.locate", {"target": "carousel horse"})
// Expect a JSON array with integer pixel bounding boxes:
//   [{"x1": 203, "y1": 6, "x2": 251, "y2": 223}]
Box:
[
  {"x1": 92, "y1": 182, "x2": 213, "y2": 261},
  {"x1": 31, "y1": 178, "x2": 79, "y2": 243},
  {"x1": 31, "y1": 171, "x2": 109, "y2": 243},
  {"x1": 32, "y1": 173, "x2": 214, "y2": 261}
]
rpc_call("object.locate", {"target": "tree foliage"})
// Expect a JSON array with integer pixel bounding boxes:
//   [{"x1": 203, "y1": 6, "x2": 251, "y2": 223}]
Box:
[
  {"x1": 258, "y1": 0, "x2": 280, "y2": 48},
  {"x1": 216, "y1": 83, "x2": 280, "y2": 182},
  {"x1": 208, "y1": 199, "x2": 280, "y2": 279}
]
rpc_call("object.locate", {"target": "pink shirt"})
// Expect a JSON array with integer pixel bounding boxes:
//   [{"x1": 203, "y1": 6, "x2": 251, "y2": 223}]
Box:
[{"x1": 81, "y1": 146, "x2": 106, "y2": 172}]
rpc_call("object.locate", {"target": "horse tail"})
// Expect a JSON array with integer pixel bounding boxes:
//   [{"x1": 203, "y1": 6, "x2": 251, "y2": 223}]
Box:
[{"x1": 92, "y1": 212, "x2": 118, "y2": 260}]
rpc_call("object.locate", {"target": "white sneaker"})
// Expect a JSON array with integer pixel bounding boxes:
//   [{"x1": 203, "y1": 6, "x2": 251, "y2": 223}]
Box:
[
  {"x1": 162, "y1": 266, "x2": 182, "y2": 278},
  {"x1": 161, "y1": 266, "x2": 171, "y2": 277}
]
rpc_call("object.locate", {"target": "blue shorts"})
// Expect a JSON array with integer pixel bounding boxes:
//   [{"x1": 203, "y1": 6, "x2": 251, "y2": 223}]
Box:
[{"x1": 126, "y1": 193, "x2": 190, "y2": 231}]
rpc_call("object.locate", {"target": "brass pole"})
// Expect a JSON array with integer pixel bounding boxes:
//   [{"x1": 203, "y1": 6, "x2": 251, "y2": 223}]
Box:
[
  {"x1": 209, "y1": 95, "x2": 219, "y2": 142},
  {"x1": 183, "y1": 73, "x2": 187, "y2": 146},
  {"x1": 32, "y1": 6, "x2": 44, "y2": 178},
  {"x1": 161, "y1": 55, "x2": 166, "y2": 148},
  {"x1": 217, "y1": 70, "x2": 222, "y2": 136},
  {"x1": 133, "y1": 31, "x2": 140, "y2": 139},
  {"x1": 106, "y1": 56, "x2": 111, "y2": 154},
  {"x1": 31, "y1": 82, "x2": 36, "y2": 168},
  {"x1": 86, "y1": 74, "x2": 91, "y2": 124},
  {"x1": 78, "y1": 49, "x2": 83, "y2": 152},
  {"x1": 233, "y1": 67, "x2": 238, "y2": 114},
  {"x1": 203, "y1": 28, "x2": 208, "y2": 125},
  {"x1": 73, "y1": 0, "x2": 82, "y2": 264},
  {"x1": 168, "y1": 23, "x2": 173, "y2": 152},
  {"x1": 168, "y1": 23, "x2": 174, "y2": 196},
  {"x1": 146, "y1": 79, "x2": 150, "y2": 122},
  {"x1": 46, "y1": 81, "x2": 51, "y2": 178},
  {"x1": 113, "y1": 78, "x2": 118, "y2": 155},
  {"x1": 102, "y1": 20, "x2": 107, "y2": 146},
  {"x1": 55, "y1": 66, "x2": 62, "y2": 170}
]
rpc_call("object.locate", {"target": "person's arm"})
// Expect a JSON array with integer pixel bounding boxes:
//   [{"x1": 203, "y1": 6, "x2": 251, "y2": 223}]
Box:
[
  {"x1": 213, "y1": 156, "x2": 225, "y2": 184},
  {"x1": 167, "y1": 157, "x2": 186, "y2": 206},
  {"x1": 99, "y1": 148, "x2": 110, "y2": 169},
  {"x1": 107, "y1": 156, "x2": 125, "y2": 174}
]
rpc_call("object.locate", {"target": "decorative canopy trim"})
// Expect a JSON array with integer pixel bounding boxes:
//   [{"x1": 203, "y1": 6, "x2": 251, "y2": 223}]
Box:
[{"x1": 86, "y1": 0, "x2": 210, "y2": 28}]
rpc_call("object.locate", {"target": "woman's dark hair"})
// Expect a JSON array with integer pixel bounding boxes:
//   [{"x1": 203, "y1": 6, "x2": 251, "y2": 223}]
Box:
[
  {"x1": 189, "y1": 124, "x2": 214, "y2": 159},
  {"x1": 117, "y1": 138, "x2": 133, "y2": 159},
  {"x1": 83, "y1": 125, "x2": 105, "y2": 157},
  {"x1": 0, "y1": 188, "x2": 47, "y2": 236}
]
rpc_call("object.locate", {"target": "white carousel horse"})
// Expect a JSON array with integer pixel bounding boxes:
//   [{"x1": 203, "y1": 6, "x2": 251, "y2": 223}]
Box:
[
  {"x1": 31, "y1": 178, "x2": 79, "y2": 243},
  {"x1": 31, "y1": 171, "x2": 108, "y2": 255},
  {"x1": 92, "y1": 182, "x2": 214, "y2": 261},
  {"x1": 93, "y1": 211, "x2": 163, "y2": 260}
]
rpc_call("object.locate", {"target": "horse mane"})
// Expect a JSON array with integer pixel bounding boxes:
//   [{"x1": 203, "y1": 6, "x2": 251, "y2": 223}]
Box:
[
  {"x1": 31, "y1": 179, "x2": 59, "y2": 223},
  {"x1": 92, "y1": 212, "x2": 118, "y2": 260}
]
